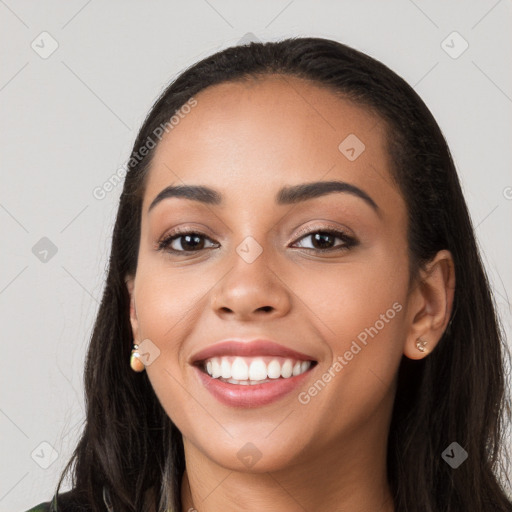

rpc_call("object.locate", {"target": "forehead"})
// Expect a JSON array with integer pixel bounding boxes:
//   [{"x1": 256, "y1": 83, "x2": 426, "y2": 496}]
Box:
[{"x1": 142, "y1": 74, "x2": 400, "y2": 214}]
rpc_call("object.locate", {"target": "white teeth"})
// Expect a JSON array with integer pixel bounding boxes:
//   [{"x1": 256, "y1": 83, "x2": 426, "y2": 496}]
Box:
[
  {"x1": 267, "y1": 360, "x2": 282, "y2": 379},
  {"x1": 231, "y1": 357, "x2": 249, "y2": 380},
  {"x1": 249, "y1": 359, "x2": 267, "y2": 380},
  {"x1": 221, "y1": 358, "x2": 231, "y2": 379},
  {"x1": 203, "y1": 356, "x2": 313, "y2": 382},
  {"x1": 281, "y1": 359, "x2": 293, "y2": 378},
  {"x1": 211, "y1": 359, "x2": 221, "y2": 378}
]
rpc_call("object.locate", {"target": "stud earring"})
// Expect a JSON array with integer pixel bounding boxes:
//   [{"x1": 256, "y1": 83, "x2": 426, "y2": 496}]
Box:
[
  {"x1": 416, "y1": 338, "x2": 428, "y2": 353},
  {"x1": 130, "y1": 343, "x2": 145, "y2": 372}
]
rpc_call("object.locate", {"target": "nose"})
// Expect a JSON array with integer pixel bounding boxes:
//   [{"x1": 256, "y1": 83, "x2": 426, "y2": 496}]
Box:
[{"x1": 211, "y1": 244, "x2": 292, "y2": 322}]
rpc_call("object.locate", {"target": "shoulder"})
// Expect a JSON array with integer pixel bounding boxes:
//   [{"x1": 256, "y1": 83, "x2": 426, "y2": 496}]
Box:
[{"x1": 23, "y1": 489, "x2": 92, "y2": 512}]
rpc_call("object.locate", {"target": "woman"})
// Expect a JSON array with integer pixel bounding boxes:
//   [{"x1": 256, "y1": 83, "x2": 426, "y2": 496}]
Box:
[{"x1": 26, "y1": 37, "x2": 512, "y2": 511}]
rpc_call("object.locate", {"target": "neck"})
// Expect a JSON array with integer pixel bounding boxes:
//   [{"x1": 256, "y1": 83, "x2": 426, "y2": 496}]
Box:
[{"x1": 179, "y1": 417, "x2": 395, "y2": 512}]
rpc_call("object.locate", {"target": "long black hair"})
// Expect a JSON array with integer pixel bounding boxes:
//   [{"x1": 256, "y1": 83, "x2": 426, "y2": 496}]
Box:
[{"x1": 53, "y1": 37, "x2": 512, "y2": 511}]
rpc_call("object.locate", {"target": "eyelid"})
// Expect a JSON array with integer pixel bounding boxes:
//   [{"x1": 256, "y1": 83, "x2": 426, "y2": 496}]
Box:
[
  {"x1": 155, "y1": 223, "x2": 219, "y2": 244},
  {"x1": 290, "y1": 222, "x2": 355, "y2": 242}
]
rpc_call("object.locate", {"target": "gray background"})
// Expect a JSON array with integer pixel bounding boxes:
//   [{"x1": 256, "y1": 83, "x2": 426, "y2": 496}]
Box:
[{"x1": 1, "y1": 1, "x2": 511, "y2": 510}]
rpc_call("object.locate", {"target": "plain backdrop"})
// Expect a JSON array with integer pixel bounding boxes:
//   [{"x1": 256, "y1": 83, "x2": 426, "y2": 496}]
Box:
[{"x1": 1, "y1": 1, "x2": 511, "y2": 510}]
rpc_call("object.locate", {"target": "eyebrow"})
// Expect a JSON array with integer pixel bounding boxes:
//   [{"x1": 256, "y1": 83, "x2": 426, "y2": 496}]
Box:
[{"x1": 147, "y1": 180, "x2": 380, "y2": 216}]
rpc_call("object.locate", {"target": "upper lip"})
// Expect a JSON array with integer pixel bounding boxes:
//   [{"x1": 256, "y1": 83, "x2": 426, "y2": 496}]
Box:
[{"x1": 190, "y1": 339, "x2": 317, "y2": 364}]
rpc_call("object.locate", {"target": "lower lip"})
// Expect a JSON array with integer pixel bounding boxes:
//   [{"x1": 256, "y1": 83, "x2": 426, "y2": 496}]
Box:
[{"x1": 193, "y1": 364, "x2": 316, "y2": 408}]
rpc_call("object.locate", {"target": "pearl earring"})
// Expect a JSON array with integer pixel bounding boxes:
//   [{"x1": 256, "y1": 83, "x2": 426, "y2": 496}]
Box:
[{"x1": 130, "y1": 344, "x2": 145, "y2": 372}]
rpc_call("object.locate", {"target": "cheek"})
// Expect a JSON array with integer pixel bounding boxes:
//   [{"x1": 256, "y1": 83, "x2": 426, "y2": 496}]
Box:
[
  {"x1": 135, "y1": 250, "x2": 210, "y2": 322},
  {"x1": 290, "y1": 253, "x2": 407, "y2": 412},
  {"x1": 132, "y1": 259, "x2": 207, "y2": 372},
  {"x1": 291, "y1": 249, "x2": 406, "y2": 342}
]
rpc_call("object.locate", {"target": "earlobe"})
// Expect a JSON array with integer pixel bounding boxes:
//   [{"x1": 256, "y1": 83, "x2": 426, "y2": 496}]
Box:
[
  {"x1": 405, "y1": 337, "x2": 430, "y2": 360},
  {"x1": 403, "y1": 250, "x2": 456, "y2": 360}
]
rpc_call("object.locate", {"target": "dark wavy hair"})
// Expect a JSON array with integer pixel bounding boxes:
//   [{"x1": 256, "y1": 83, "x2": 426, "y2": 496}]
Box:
[{"x1": 52, "y1": 37, "x2": 512, "y2": 511}]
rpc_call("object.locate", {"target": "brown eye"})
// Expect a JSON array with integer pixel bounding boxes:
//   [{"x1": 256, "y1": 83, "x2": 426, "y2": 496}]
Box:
[
  {"x1": 157, "y1": 231, "x2": 218, "y2": 253},
  {"x1": 292, "y1": 229, "x2": 358, "y2": 253}
]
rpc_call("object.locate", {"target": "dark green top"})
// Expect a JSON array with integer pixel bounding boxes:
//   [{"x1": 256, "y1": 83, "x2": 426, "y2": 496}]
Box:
[
  {"x1": 23, "y1": 497, "x2": 56, "y2": 512},
  {"x1": 24, "y1": 485, "x2": 177, "y2": 511},
  {"x1": 24, "y1": 487, "x2": 113, "y2": 511},
  {"x1": 24, "y1": 492, "x2": 60, "y2": 512}
]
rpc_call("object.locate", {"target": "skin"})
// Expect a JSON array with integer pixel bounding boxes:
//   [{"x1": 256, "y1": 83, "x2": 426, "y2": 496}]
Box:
[{"x1": 125, "y1": 75, "x2": 455, "y2": 512}]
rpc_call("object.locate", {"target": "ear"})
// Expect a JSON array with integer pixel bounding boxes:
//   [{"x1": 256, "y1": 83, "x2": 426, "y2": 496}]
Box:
[
  {"x1": 404, "y1": 249, "x2": 456, "y2": 360},
  {"x1": 125, "y1": 274, "x2": 139, "y2": 342}
]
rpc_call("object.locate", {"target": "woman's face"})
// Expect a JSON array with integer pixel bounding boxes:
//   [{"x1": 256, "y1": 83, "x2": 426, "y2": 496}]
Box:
[{"x1": 126, "y1": 75, "x2": 416, "y2": 472}]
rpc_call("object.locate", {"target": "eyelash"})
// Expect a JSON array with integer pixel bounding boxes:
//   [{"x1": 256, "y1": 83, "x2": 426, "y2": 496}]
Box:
[{"x1": 156, "y1": 226, "x2": 358, "y2": 255}]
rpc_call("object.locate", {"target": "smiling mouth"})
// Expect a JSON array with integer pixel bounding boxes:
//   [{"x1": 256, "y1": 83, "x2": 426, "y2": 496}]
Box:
[
  {"x1": 193, "y1": 356, "x2": 318, "y2": 385},
  {"x1": 192, "y1": 357, "x2": 318, "y2": 408}
]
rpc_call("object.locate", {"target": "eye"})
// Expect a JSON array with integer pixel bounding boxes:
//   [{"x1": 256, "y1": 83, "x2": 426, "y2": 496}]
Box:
[
  {"x1": 291, "y1": 228, "x2": 358, "y2": 253},
  {"x1": 157, "y1": 229, "x2": 218, "y2": 254}
]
